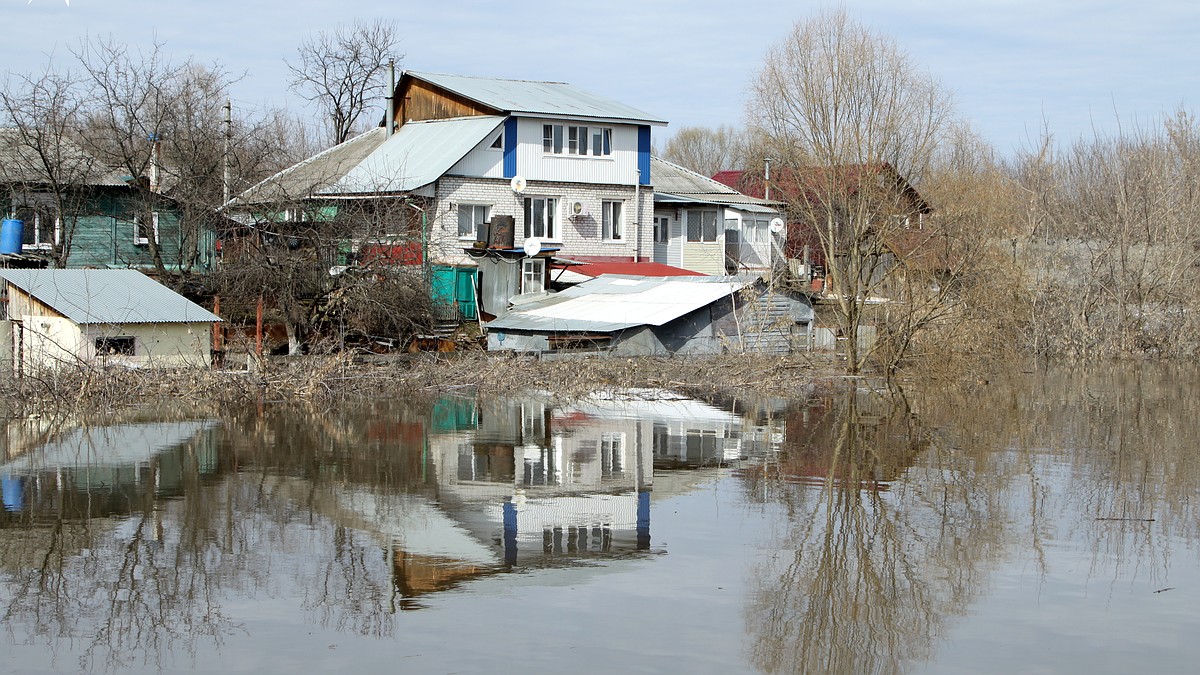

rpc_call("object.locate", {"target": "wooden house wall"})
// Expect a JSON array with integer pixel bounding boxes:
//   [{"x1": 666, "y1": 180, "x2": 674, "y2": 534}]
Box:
[{"x1": 3, "y1": 186, "x2": 217, "y2": 272}]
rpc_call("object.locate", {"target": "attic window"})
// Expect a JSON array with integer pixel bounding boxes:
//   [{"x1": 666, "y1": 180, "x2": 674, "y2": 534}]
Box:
[
  {"x1": 489, "y1": 133, "x2": 503, "y2": 150},
  {"x1": 95, "y1": 336, "x2": 135, "y2": 356}
]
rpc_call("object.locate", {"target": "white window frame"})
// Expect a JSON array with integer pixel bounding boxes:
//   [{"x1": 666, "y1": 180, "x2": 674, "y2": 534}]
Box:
[
  {"x1": 17, "y1": 207, "x2": 59, "y2": 251},
  {"x1": 521, "y1": 257, "x2": 545, "y2": 294},
  {"x1": 685, "y1": 209, "x2": 718, "y2": 243},
  {"x1": 135, "y1": 211, "x2": 160, "y2": 246},
  {"x1": 523, "y1": 196, "x2": 558, "y2": 241},
  {"x1": 654, "y1": 216, "x2": 670, "y2": 244},
  {"x1": 602, "y1": 200, "x2": 623, "y2": 241},
  {"x1": 543, "y1": 123, "x2": 612, "y2": 157},
  {"x1": 457, "y1": 203, "x2": 490, "y2": 240}
]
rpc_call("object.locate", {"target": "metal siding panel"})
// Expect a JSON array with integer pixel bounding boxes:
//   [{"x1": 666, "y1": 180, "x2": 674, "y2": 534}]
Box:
[
  {"x1": 503, "y1": 118, "x2": 518, "y2": 178},
  {"x1": 638, "y1": 126, "x2": 651, "y2": 185}
]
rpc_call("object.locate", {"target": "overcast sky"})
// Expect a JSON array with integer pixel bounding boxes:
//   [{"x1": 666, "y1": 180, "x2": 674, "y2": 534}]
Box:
[{"x1": 5, "y1": 0, "x2": 1198, "y2": 157}]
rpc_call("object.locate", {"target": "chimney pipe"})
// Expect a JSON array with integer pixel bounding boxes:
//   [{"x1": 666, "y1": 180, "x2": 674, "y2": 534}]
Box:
[{"x1": 385, "y1": 59, "x2": 395, "y2": 137}]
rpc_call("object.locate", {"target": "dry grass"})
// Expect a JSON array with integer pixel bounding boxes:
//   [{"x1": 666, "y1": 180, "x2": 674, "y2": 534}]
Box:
[{"x1": 0, "y1": 351, "x2": 843, "y2": 419}]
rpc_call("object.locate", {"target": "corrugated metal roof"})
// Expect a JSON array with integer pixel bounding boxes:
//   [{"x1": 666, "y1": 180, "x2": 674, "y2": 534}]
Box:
[
  {"x1": 551, "y1": 260, "x2": 704, "y2": 279},
  {"x1": 229, "y1": 117, "x2": 503, "y2": 205},
  {"x1": 0, "y1": 269, "x2": 221, "y2": 325},
  {"x1": 651, "y1": 156, "x2": 780, "y2": 211},
  {"x1": 227, "y1": 127, "x2": 388, "y2": 206},
  {"x1": 406, "y1": 71, "x2": 667, "y2": 125},
  {"x1": 0, "y1": 128, "x2": 127, "y2": 187},
  {"x1": 488, "y1": 274, "x2": 756, "y2": 333},
  {"x1": 332, "y1": 116, "x2": 503, "y2": 194}
]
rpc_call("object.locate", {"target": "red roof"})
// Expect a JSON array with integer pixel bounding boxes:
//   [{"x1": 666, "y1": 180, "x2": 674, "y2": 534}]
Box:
[{"x1": 551, "y1": 261, "x2": 704, "y2": 277}]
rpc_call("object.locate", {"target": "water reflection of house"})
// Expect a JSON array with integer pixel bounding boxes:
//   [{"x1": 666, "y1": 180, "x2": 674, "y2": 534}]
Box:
[
  {"x1": 0, "y1": 420, "x2": 221, "y2": 517},
  {"x1": 430, "y1": 394, "x2": 654, "y2": 566}
]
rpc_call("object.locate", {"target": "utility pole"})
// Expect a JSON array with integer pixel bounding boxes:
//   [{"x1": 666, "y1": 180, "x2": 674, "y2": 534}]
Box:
[{"x1": 222, "y1": 100, "x2": 232, "y2": 205}]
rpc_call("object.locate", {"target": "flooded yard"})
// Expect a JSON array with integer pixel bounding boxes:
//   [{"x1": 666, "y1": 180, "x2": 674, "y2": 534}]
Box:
[{"x1": 2, "y1": 364, "x2": 1198, "y2": 673}]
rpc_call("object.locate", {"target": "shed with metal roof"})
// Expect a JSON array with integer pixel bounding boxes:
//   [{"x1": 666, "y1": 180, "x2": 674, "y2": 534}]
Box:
[
  {"x1": 0, "y1": 269, "x2": 220, "y2": 371},
  {"x1": 486, "y1": 274, "x2": 812, "y2": 355}
]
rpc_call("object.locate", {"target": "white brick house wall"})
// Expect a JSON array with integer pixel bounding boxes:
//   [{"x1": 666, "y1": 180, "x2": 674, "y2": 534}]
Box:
[{"x1": 428, "y1": 176, "x2": 654, "y2": 266}]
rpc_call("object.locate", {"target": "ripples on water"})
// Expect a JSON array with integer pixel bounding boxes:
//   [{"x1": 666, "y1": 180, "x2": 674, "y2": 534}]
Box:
[{"x1": 1, "y1": 367, "x2": 1198, "y2": 673}]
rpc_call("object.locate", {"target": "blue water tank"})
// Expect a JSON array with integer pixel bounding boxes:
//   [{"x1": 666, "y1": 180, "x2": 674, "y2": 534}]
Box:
[{"x1": 0, "y1": 219, "x2": 23, "y2": 254}]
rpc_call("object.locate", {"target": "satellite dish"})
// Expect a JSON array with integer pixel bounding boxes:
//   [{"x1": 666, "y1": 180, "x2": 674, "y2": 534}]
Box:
[
  {"x1": 523, "y1": 237, "x2": 541, "y2": 257},
  {"x1": 510, "y1": 175, "x2": 527, "y2": 193},
  {"x1": 769, "y1": 218, "x2": 785, "y2": 234}
]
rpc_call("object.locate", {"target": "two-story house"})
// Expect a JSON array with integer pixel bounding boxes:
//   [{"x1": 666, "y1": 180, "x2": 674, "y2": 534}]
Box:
[{"x1": 228, "y1": 71, "x2": 668, "y2": 320}]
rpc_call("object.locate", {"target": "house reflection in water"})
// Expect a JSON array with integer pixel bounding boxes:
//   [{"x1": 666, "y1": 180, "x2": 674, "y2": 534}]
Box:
[
  {"x1": 428, "y1": 393, "x2": 655, "y2": 570},
  {"x1": 417, "y1": 389, "x2": 789, "y2": 584},
  {"x1": 0, "y1": 420, "x2": 221, "y2": 518}
]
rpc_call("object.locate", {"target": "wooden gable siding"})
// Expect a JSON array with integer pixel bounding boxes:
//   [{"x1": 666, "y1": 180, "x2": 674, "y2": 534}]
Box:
[
  {"x1": 397, "y1": 79, "x2": 499, "y2": 125},
  {"x1": 6, "y1": 284, "x2": 63, "y2": 320}
]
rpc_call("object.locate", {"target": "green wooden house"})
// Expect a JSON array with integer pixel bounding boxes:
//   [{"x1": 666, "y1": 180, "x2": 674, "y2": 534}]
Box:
[{"x1": 1, "y1": 129, "x2": 217, "y2": 274}]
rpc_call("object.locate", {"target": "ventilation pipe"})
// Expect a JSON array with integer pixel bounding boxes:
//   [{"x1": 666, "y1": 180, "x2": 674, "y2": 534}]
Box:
[{"x1": 385, "y1": 59, "x2": 395, "y2": 137}]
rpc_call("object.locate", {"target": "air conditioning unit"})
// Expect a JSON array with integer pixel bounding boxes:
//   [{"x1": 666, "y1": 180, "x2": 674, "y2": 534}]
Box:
[{"x1": 569, "y1": 199, "x2": 589, "y2": 218}]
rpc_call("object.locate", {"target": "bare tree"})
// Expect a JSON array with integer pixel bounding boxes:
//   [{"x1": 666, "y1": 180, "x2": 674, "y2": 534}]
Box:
[
  {"x1": 661, "y1": 125, "x2": 747, "y2": 177},
  {"x1": 747, "y1": 9, "x2": 954, "y2": 374},
  {"x1": 0, "y1": 65, "x2": 98, "y2": 267},
  {"x1": 1014, "y1": 108, "x2": 1200, "y2": 358},
  {"x1": 286, "y1": 20, "x2": 402, "y2": 145}
]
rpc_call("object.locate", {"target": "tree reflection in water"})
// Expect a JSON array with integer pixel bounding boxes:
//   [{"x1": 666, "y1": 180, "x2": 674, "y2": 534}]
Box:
[{"x1": 744, "y1": 366, "x2": 1200, "y2": 674}]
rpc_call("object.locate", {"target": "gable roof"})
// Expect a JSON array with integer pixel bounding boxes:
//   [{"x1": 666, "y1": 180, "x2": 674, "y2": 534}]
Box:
[
  {"x1": 229, "y1": 116, "x2": 503, "y2": 205},
  {"x1": 0, "y1": 269, "x2": 221, "y2": 325},
  {"x1": 651, "y1": 157, "x2": 780, "y2": 211},
  {"x1": 0, "y1": 128, "x2": 127, "y2": 187},
  {"x1": 488, "y1": 274, "x2": 757, "y2": 333},
  {"x1": 713, "y1": 164, "x2": 932, "y2": 214},
  {"x1": 404, "y1": 71, "x2": 666, "y2": 125}
]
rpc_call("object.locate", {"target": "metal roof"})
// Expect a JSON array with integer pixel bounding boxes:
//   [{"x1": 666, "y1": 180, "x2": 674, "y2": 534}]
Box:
[
  {"x1": 650, "y1": 156, "x2": 780, "y2": 211},
  {"x1": 332, "y1": 116, "x2": 503, "y2": 194},
  {"x1": 0, "y1": 269, "x2": 221, "y2": 325},
  {"x1": 227, "y1": 127, "x2": 388, "y2": 206},
  {"x1": 406, "y1": 71, "x2": 667, "y2": 125},
  {"x1": 228, "y1": 117, "x2": 503, "y2": 205},
  {"x1": 488, "y1": 274, "x2": 757, "y2": 333},
  {"x1": 0, "y1": 128, "x2": 127, "y2": 187}
]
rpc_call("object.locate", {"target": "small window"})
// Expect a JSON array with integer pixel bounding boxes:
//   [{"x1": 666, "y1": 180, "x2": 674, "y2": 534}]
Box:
[
  {"x1": 457, "y1": 204, "x2": 490, "y2": 239},
  {"x1": 523, "y1": 197, "x2": 557, "y2": 240},
  {"x1": 542, "y1": 124, "x2": 564, "y2": 154},
  {"x1": 95, "y1": 336, "x2": 135, "y2": 356},
  {"x1": 522, "y1": 258, "x2": 545, "y2": 294},
  {"x1": 654, "y1": 216, "x2": 670, "y2": 243},
  {"x1": 602, "y1": 200, "x2": 623, "y2": 241},
  {"x1": 15, "y1": 205, "x2": 57, "y2": 251},
  {"x1": 489, "y1": 133, "x2": 503, "y2": 150},
  {"x1": 685, "y1": 210, "x2": 718, "y2": 243},
  {"x1": 135, "y1": 211, "x2": 159, "y2": 246}
]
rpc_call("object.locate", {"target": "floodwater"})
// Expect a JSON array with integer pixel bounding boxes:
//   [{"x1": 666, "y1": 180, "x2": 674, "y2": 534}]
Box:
[{"x1": 1, "y1": 365, "x2": 1199, "y2": 674}]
